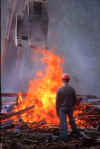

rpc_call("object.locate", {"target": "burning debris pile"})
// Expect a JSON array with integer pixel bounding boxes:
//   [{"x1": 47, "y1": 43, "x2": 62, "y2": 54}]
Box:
[
  {"x1": 1, "y1": 120, "x2": 100, "y2": 149},
  {"x1": 1, "y1": 48, "x2": 100, "y2": 148},
  {"x1": 77, "y1": 104, "x2": 100, "y2": 128},
  {"x1": 1, "y1": 95, "x2": 100, "y2": 149},
  {"x1": 8, "y1": 48, "x2": 64, "y2": 124}
]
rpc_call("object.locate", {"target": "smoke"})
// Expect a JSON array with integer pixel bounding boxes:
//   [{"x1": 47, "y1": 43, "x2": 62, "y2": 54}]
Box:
[
  {"x1": 1, "y1": 0, "x2": 46, "y2": 94},
  {"x1": 48, "y1": 0, "x2": 100, "y2": 95},
  {"x1": 1, "y1": 0, "x2": 100, "y2": 96},
  {"x1": 1, "y1": 47, "x2": 46, "y2": 93}
]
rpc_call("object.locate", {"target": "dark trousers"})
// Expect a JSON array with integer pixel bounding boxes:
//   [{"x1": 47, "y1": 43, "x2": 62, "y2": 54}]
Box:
[{"x1": 59, "y1": 107, "x2": 77, "y2": 137}]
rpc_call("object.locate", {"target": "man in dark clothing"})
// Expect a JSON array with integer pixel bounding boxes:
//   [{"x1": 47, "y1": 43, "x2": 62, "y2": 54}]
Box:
[{"x1": 56, "y1": 73, "x2": 78, "y2": 139}]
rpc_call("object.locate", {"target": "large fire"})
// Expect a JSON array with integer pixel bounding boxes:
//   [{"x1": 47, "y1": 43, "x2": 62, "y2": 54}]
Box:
[
  {"x1": 2, "y1": 48, "x2": 99, "y2": 129},
  {"x1": 13, "y1": 48, "x2": 64, "y2": 124}
]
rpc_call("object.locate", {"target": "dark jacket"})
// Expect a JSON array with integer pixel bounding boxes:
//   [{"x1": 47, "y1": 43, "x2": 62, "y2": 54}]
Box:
[{"x1": 56, "y1": 84, "x2": 76, "y2": 115}]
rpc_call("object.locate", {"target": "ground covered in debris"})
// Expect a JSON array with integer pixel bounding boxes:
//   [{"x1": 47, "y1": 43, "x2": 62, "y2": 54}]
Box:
[
  {"x1": 1, "y1": 124, "x2": 100, "y2": 149},
  {"x1": 1, "y1": 98, "x2": 100, "y2": 149}
]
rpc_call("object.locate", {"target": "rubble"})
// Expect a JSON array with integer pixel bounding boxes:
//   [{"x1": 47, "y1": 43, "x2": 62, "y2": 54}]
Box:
[
  {"x1": 1, "y1": 113, "x2": 100, "y2": 149},
  {"x1": 1, "y1": 123, "x2": 100, "y2": 149},
  {"x1": 1, "y1": 94, "x2": 100, "y2": 148}
]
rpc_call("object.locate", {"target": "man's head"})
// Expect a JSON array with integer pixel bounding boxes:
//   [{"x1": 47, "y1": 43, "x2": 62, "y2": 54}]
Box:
[{"x1": 62, "y1": 73, "x2": 70, "y2": 83}]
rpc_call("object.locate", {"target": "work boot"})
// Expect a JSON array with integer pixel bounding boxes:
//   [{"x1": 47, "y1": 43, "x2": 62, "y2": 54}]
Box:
[
  {"x1": 58, "y1": 134, "x2": 70, "y2": 142},
  {"x1": 71, "y1": 129, "x2": 81, "y2": 138},
  {"x1": 97, "y1": 125, "x2": 100, "y2": 131}
]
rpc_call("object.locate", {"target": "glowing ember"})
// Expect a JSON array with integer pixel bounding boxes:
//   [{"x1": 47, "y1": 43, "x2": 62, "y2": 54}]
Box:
[{"x1": 13, "y1": 48, "x2": 64, "y2": 124}]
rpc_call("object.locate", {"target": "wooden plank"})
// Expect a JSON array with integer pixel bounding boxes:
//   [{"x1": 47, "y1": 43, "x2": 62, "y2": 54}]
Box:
[
  {"x1": 1, "y1": 93, "x2": 27, "y2": 97},
  {"x1": 1, "y1": 93, "x2": 100, "y2": 98},
  {"x1": 0, "y1": 105, "x2": 34, "y2": 120}
]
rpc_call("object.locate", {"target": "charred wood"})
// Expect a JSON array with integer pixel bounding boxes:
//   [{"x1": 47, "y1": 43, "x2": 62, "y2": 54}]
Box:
[{"x1": 0, "y1": 105, "x2": 34, "y2": 121}]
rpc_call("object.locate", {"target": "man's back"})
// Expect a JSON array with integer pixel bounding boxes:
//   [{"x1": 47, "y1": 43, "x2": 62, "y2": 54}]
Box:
[{"x1": 56, "y1": 85, "x2": 76, "y2": 109}]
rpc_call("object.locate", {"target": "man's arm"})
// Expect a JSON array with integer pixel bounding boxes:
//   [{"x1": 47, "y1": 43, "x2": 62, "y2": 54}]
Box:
[
  {"x1": 56, "y1": 89, "x2": 62, "y2": 117},
  {"x1": 72, "y1": 89, "x2": 81, "y2": 106},
  {"x1": 72, "y1": 89, "x2": 77, "y2": 106}
]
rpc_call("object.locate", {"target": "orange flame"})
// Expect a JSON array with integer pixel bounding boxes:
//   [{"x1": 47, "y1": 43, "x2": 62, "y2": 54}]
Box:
[
  {"x1": 12, "y1": 48, "x2": 96, "y2": 128},
  {"x1": 3, "y1": 48, "x2": 98, "y2": 128},
  {"x1": 14, "y1": 48, "x2": 64, "y2": 124}
]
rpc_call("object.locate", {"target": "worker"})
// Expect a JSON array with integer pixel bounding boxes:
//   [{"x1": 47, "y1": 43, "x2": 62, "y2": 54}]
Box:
[{"x1": 56, "y1": 73, "x2": 79, "y2": 140}]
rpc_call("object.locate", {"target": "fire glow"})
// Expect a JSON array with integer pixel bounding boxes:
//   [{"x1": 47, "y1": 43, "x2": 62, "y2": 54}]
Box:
[{"x1": 13, "y1": 48, "x2": 64, "y2": 124}]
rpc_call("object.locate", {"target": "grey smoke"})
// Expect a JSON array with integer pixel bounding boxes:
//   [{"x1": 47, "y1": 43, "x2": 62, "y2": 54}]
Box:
[
  {"x1": 1, "y1": 0, "x2": 100, "y2": 96},
  {"x1": 48, "y1": 0, "x2": 100, "y2": 96}
]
